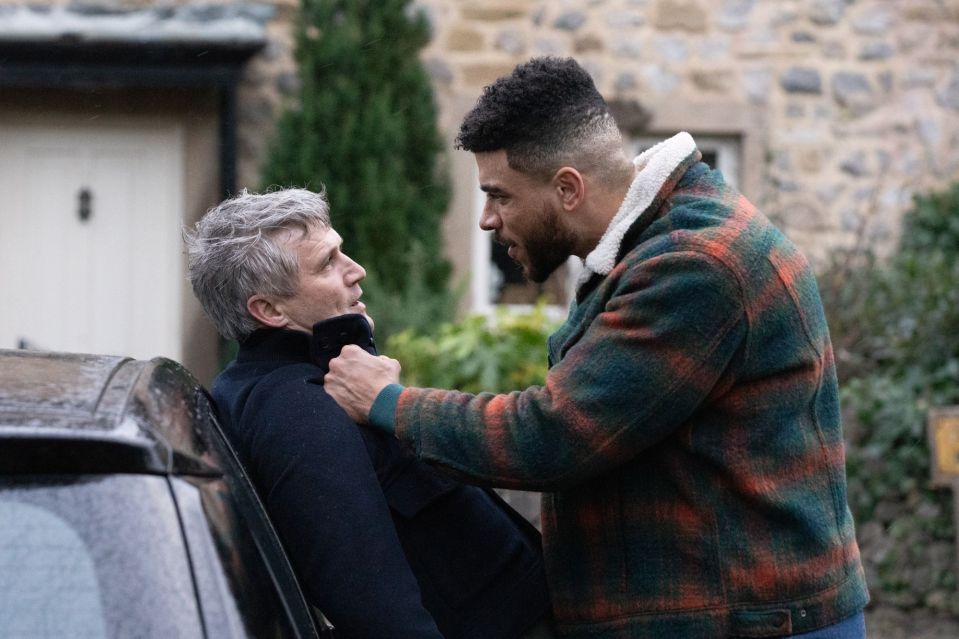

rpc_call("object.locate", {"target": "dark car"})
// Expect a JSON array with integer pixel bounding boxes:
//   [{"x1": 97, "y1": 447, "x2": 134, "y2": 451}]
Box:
[{"x1": 0, "y1": 349, "x2": 335, "y2": 638}]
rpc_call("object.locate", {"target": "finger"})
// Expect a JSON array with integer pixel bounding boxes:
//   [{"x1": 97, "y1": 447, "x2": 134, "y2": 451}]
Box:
[{"x1": 339, "y1": 344, "x2": 362, "y2": 357}]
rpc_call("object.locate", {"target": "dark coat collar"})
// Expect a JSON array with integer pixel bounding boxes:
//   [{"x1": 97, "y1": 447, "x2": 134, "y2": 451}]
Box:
[{"x1": 238, "y1": 313, "x2": 376, "y2": 374}]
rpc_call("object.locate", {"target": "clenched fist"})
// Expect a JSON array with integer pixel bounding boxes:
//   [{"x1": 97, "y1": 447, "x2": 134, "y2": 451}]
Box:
[{"x1": 325, "y1": 344, "x2": 401, "y2": 423}]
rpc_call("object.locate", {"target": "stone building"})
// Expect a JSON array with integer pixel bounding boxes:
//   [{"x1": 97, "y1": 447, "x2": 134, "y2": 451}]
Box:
[
  {"x1": 1, "y1": 0, "x2": 957, "y2": 383},
  {"x1": 415, "y1": 0, "x2": 959, "y2": 319}
]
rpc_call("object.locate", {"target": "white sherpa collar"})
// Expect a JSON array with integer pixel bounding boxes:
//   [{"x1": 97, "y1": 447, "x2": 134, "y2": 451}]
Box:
[{"x1": 581, "y1": 131, "x2": 699, "y2": 280}]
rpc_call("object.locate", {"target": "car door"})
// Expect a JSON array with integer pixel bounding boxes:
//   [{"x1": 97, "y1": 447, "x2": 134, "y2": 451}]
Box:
[{"x1": 170, "y1": 405, "x2": 333, "y2": 638}]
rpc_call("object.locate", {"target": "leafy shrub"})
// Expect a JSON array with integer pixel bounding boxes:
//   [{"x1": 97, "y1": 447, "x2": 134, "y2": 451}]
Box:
[
  {"x1": 385, "y1": 304, "x2": 560, "y2": 393},
  {"x1": 822, "y1": 180, "x2": 959, "y2": 610}
]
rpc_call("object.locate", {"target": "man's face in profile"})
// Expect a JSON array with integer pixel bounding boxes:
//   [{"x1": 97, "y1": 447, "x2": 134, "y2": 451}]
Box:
[
  {"x1": 273, "y1": 225, "x2": 374, "y2": 333},
  {"x1": 475, "y1": 150, "x2": 577, "y2": 283}
]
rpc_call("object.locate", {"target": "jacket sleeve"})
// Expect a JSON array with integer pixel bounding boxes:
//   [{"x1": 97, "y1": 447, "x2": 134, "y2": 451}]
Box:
[
  {"x1": 244, "y1": 377, "x2": 443, "y2": 639},
  {"x1": 396, "y1": 250, "x2": 747, "y2": 490}
]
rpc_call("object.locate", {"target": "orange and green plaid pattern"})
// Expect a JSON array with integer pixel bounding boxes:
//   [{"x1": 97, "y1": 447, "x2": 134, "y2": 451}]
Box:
[{"x1": 396, "y1": 159, "x2": 868, "y2": 638}]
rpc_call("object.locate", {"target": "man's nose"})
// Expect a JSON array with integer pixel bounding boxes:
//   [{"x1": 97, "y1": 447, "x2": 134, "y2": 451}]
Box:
[
  {"x1": 479, "y1": 202, "x2": 499, "y2": 231},
  {"x1": 345, "y1": 255, "x2": 366, "y2": 283}
]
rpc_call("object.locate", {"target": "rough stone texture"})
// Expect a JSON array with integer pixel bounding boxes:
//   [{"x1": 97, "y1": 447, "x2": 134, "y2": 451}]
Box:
[
  {"x1": 574, "y1": 33, "x2": 604, "y2": 54},
  {"x1": 275, "y1": 71, "x2": 300, "y2": 96},
  {"x1": 460, "y1": 4, "x2": 527, "y2": 21},
  {"x1": 533, "y1": 37, "x2": 564, "y2": 55},
  {"x1": 852, "y1": 8, "x2": 894, "y2": 35},
  {"x1": 553, "y1": 10, "x2": 587, "y2": 32},
  {"x1": 423, "y1": 57, "x2": 454, "y2": 85},
  {"x1": 840, "y1": 151, "x2": 869, "y2": 177},
  {"x1": 832, "y1": 71, "x2": 875, "y2": 113},
  {"x1": 606, "y1": 10, "x2": 644, "y2": 28},
  {"x1": 878, "y1": 71, "x2": 894, "y2": 94},
  {"x1": 859, "y1": 41, "x2": 895, "y2": 61},
  {"x1": 494, "y1": 29, "x2": 526, "y2": 55},
  {"x1": 781, "y1": 67, "x2": 823, "y2": 94},
  {"x1": 461, "y1": 62, "x2": 515, "y2": 86},
  {"x1": 642, "y1": 64, "x2": 680, "y2": 94},
  {"x1": 797, "y1": 147, "x2": 826, "y2": 173},
  {"x1": 610, "y1": 37, "x2": 643, "y2": 58},
  {"x1": 446, "y1": 27, "x2": 483, "y2": 51},
  {"x1": 582, "y1": 61, "x2": 604, "y2": 87},
  {"x1": 902, "y1": 0, "x2": 959, "y2": 22},
  {"x1": 529, "y1": 6, "x2": 545, "y2": 26},
  {"x1": 718, "y1": 0, "x2": 754, "y2": 32},
  {"x1": 653, "y1": 0, "x2": 708, "y2": 32},
  {"x1": 820, "y1": 39, "x2": 849, "y2": 60},
  {"x1": 699, "y1": 37, "x2": 729, "y2": 60},
  {"x1": 809, "y1": 0, "x2": 846, "y2": 26},
  {"x1": 614, "y1": 71, "x2": 638, "y2": 92},
  {"x1": 939, "y1": 65, "x2": 959, "y2": 111},
  {"x1": 655, "y1": 35, "x2": 688, "y2": 62},
  {"x1": 917, "y1": 117, "x2": 941, "y2": 150},
  {"x1": 744, "y1": 68, "x2": 771, "y2": 104},
  {"x1": 690, "y1": 68, "x2": 732, "y2": 93}
]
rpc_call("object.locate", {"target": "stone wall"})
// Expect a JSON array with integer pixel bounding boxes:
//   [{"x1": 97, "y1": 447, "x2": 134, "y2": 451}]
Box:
[
  {"x1": 3, "y1": 0, "x2": 956, "y2": 266},
  {"x1": 413, "y1": 0, "x2": 959, "y2": 266},
  {"x1": 234, "y1": 0, "x2": 298, "y2": 190}
]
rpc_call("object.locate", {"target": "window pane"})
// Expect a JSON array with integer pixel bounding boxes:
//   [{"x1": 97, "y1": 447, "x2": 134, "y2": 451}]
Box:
[
  {"x1": 0, "y1": 501, "x2": 107, "y2": 639},
  {"x1": 0, "y1": 476, "x2": 203, "y2": 638},
  {"x1": 172, "y1": 475, "x2": 309, "y2": 638}
]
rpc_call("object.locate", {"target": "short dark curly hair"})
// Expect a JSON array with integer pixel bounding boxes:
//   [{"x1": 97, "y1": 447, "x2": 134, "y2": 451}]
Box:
[{"x1": 456, "y1": 57, "x2": 625, "y2": 181}]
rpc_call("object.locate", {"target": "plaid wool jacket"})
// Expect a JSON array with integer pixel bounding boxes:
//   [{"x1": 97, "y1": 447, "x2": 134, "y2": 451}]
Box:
[{"x1": 394, "y1": 134, "x2": 869, "y2": 638}]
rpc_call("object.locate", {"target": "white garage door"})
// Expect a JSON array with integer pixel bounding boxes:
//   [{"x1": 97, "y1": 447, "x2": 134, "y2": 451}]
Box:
[{"x1": 0, "y1": 118, "x2": 184, "y2": 361}]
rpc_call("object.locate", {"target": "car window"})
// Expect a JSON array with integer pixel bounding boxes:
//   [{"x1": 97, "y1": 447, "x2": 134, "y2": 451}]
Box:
[
  {"x1": 0, "y1": 475, "x2": 203, "y2": 638},
  {"x1": 172, "y1": 476, "x2": 312, "y2": 638},
  {"x1": 172, "y1": 402, "x2": 324, "y2": 638},
  {"x1": 0, "y1": 500, "x2": 107, "y2": 638}
]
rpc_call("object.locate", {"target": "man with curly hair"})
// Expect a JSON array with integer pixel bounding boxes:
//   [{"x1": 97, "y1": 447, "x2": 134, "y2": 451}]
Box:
[{"x1": 326, "y1": 57, "x2": 869, "y2": 638}]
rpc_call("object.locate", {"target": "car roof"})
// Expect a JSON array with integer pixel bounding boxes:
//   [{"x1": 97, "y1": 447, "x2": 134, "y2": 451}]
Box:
[{"x1": 0, "y1": 349, "x2": 221, "y2": 476}]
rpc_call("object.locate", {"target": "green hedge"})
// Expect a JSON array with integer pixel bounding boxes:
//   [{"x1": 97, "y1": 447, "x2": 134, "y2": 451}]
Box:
[
  {"x1": 385, "y1": 304, "x2": 559, "y2": 393},
  {"x1": 823, "y1": 181, "x2": 959, "y2": 610}
]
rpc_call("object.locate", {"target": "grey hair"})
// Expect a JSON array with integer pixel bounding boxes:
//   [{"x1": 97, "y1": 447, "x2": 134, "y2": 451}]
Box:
[{"x1": 184, "y1": 188, "x2": 331, "y2": 341}]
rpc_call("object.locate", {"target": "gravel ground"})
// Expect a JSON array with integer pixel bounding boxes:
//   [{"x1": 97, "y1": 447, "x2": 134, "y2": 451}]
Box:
[{"x1": 865, "y1": 607, "x2": 959, "y2": 638}]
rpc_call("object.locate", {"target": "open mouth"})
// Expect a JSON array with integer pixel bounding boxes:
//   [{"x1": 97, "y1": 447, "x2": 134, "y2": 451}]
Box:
[{"x1": 495, "y1": 233, "x2": 518, "y2": 259}]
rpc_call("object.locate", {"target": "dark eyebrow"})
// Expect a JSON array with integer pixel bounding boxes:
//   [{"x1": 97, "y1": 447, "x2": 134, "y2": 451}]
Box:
[{"x1": 480, "y1": 184, "x2": 507, "y2": 195}]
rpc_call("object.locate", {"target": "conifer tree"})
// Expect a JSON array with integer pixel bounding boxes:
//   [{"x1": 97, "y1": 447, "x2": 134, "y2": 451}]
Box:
[{"x1": 261, "y1": 0, "x2": 454, "y2": 340}]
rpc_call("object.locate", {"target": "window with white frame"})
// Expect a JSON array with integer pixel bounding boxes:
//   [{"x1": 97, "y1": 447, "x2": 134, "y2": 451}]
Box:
[
  {"x1": 469, "y1": 134, "x2": 742, "y2": 315},
  {"x1": 628, "y1": 134, "x2": 741, "y2": 190}
]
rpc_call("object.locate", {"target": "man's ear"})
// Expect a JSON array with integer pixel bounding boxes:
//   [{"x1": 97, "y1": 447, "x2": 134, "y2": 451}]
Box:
[
  {"x1": 553, "y1": 167, "x2": 585, "y2": 211},
  {"x1": 247, "y1": 294, "x2": 289, "y2": 329}
]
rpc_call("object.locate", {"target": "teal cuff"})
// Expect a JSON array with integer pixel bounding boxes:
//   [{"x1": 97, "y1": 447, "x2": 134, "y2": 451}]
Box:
[{"x1": 368, "y1": 383, "x2": 404, "y2": 434}]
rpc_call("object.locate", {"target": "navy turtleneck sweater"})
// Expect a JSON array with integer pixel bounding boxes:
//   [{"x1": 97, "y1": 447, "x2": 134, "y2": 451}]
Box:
[{"x1": 211, "y1": 318, "x2": 549, "y2": 639}]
